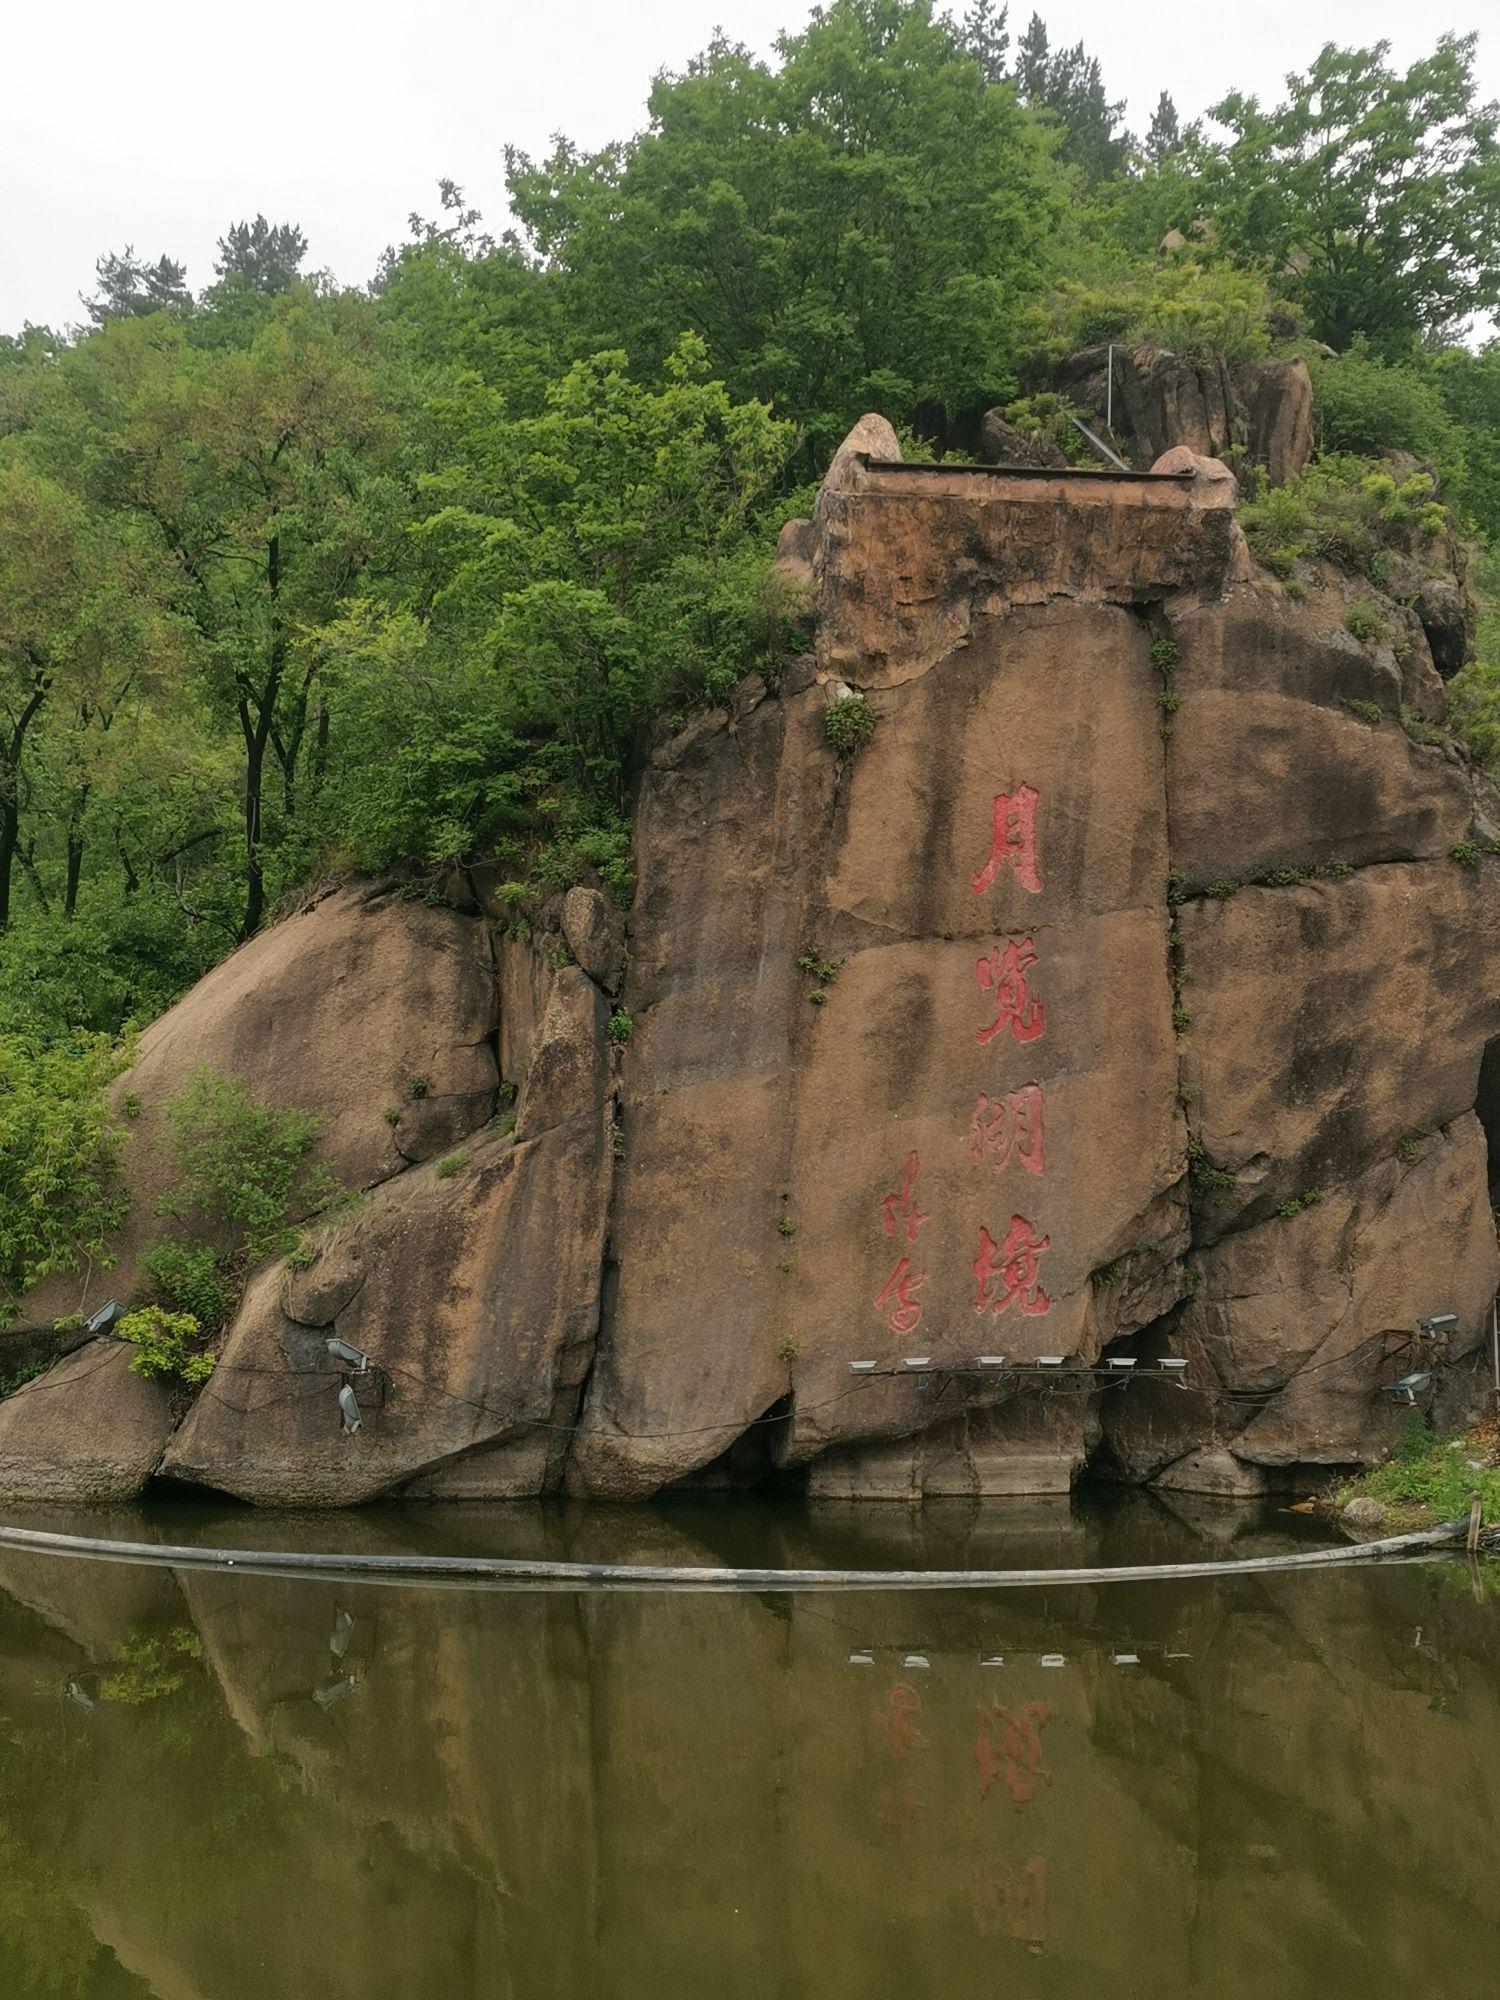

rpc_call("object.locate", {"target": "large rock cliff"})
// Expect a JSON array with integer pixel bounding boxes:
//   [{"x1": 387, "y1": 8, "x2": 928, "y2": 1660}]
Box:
[{"x1": 5, "y1": 420, "x2": 1498, "y2": 1505}]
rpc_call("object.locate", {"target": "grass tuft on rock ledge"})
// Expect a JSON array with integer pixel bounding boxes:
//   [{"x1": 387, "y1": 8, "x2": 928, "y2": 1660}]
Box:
[{"x1": 1338, "y1": 1415, "x2": 1500, "y2": 1527}]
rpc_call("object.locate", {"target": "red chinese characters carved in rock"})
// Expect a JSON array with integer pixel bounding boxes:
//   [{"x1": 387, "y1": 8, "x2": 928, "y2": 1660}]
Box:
[
  {"x1": 875, "y1": 1151, "x2": 929, "y2": 1334},
  {"x1": 973, "y1": 1215, "x2": 1051, "y2": 1317},
  {"x1": 970, "y1": 1085, "x2": 1045, "y2": 1176},
  {"x1": 975, "y1": 938, "x2": 1045, "y2": 1046},
  {"x1": 972, "y1": 784, "x2": 1041, "y2": 897}
]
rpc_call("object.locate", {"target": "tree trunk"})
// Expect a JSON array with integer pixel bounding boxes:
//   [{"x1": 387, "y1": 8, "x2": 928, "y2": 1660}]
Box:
[
  {"x1": 239, "y1": 531, "x2": 285, "y2": 940},
  {"x1": 0, "y1": 796, "x2": 16, "y2": 930},
  {"x1": 63, "y1": 783, "x2": 90, "y2": 917}
]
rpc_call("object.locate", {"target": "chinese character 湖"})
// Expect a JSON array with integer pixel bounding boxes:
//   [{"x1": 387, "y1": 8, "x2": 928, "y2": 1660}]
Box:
[{"x1": 970, "y1": 1085, "x2": 1045, "y2": 1176}]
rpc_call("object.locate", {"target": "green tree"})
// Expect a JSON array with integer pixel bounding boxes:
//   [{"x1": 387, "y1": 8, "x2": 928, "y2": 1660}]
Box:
[
  {"x1": 1196, "y1": 35, "x2": 1500, "y2": 350},
  {"x1": 505, "y1": 0, "x2": 1059, "y2": 456},
  {"x1": 957, "y1": 0, "x2": 1008, "y2": 84},
  {"x1": 81, "y1": 247, "x2": 191, "y2": 326},
  {"x1": 1012, "y1": 13, "x2": 1130, "y2": 184},
  {"x1": 19, "y1": 304, "x2": 401, "y2": 936},
  {"x1": 213, "y1": 216, "x2": 309, "y2": 294},
  {"x1": 1144, "y1": 91, "x2": 1183, "y2": 166}
]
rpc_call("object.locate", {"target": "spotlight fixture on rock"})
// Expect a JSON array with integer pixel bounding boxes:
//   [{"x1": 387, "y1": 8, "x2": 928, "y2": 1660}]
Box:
[
  {"x1": 338, "y1": 1383, "x2": 363, "y2": 1434},
  {"x1": 1383, "y1": 1371, "x2": 1433, "y2": 1406},
  {"x1": 327, "y1": 1337, "x2": 369, "y2": 1371},
  {"x1": 84, "y1": 1301, "x2": 122, "y2": 1337}
]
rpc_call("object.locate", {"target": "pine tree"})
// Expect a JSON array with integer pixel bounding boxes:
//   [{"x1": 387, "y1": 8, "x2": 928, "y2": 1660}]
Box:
[
  {"x1": 81, "y1": 249, "x2": 190, "y2": 326},
  {"x1": 213, "y1": 216, "x2": 309, "y2": 295},
  {"x1": 1145, "y1": 90, "x2": 1183, "y2": 165},
  {"x1": 1014, "y1": 12, "x2": 1050, "y2": 100},
  {"x1": 959, "y1": 0, "x2": 1009, "y2": 85}
]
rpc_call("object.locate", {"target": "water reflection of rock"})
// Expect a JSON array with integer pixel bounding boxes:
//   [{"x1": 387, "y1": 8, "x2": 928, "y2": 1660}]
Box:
[{"x1": 0, "y1": 1500, "x2": 1495, "y2": 1998}]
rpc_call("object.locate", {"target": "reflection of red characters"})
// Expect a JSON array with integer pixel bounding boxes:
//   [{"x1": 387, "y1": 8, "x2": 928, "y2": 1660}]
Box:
[
  {"x1": 970, "y1": 1085, "x2": 1045, "y2": 1175},
  {"x1": 975, "y1": 1699, "x2": 1051, "y2": 1804},
  {"x1": 874, "y1": 1257, "x2": 925, "y2": 1335},
  {"x1": 972, "y1": 784, "x2": 1042, "y2": 896},
  {"x1": 874, "y1": 1683, "x2": 924, "y2": 1759},
  {"x1": 975, "y1": 938, "x2": 1045, "y2": 1045},
  {"x1": 974, "y1": 1216, "x2": 1051, "y2": 1317},
  {"x1": 880, "y1": 1152, "x2": 929, "y2": 1243}
]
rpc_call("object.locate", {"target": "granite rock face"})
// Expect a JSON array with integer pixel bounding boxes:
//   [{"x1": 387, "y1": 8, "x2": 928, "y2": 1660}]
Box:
[
  {"x1": 13, "y1": 882, "x2": 501, "y2": 1336},
  {"x1": 6, "y1": 415, "x2": 1498, "y2": 1506}
]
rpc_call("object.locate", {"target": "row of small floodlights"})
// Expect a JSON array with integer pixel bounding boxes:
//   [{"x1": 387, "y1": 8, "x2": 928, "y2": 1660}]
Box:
[
  {"x1": 850, "y1": 1312, "x2": 1460, "y2": 1404},
  {"x1": 849, "y1": 1355, "x2": 1187, "y2": 1376},
  {"x1": 846, "y1": 1648, "x2": 1189, "y2": 1668}
]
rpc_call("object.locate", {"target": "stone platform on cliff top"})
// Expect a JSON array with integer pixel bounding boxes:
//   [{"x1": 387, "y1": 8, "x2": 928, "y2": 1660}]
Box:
[{"x1": 5, "y1": 416, "x2": 1498, "y2": 1506}]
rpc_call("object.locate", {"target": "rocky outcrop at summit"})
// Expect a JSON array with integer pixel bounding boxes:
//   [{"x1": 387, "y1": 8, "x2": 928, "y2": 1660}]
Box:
[
  {"x1": 986, "y1": 343, "x2": 1314, "y2": 489},
  {"x1": 5, "y1": 414, "x2": 1497, "y2": 1507}
]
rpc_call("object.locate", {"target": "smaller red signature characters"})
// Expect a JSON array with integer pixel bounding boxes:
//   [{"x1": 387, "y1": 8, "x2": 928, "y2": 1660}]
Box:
[
  {"x1": 874, "y1": 1258, "x2": 926, "y2": 1336},
  {"x1": 969, "y1": 1084, "x2": 1045, "y2": 1176},
  {"x1": 880, "y1": 1151, "x2": 929, "y2": 1243},
  {"x1": 973, "y1": 1215, "x2": 1051, "y2": 1317},
  {"x1": 972, "y1": 784, "x2": 1042, "y2": 897},
  {"x1": 975, "y1": 938, "x2": 1045, "y2": 1046},
  {"x1": 875, "y1": 1152, "x2": 929, "y2": 1333}
]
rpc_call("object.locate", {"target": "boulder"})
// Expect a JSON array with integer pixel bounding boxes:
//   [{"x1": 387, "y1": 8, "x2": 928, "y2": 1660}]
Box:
[
  {"x1": 1166, "y1": 583, "x2": 1473, "y2": 888},
  {"x1": 161, "y1": 1110, "x2": 613, "y2": 1505},
  {"x1": 0, "y1": 1342, "x2": 176, "y2": 1503},
  {"x1": 1235, "y1": 357, "x2": 1313, "y2": 487},
  {"x1": 977, "y1": 410, "x2": 1067, "y2": 469},
  {"x1": 1415, "y1": 579, "x2": 1473, "y2": 679},
  {"x1": 561, "y1": 885, "x2": 627, "y2": 992},
  {"x1": 1341, "y1": 1496, "x2": 1389, "y2": 1533},
  {"x1": 1058, "y1": 342, "x2": 1239, "y2": 466},
  {"x1": 10, "y1": 883, "x2": 500, "y2": 1337}
]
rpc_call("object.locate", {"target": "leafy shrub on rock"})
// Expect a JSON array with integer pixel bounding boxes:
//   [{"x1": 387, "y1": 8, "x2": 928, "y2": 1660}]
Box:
[
  {"x1": 116, "y1": 1305, "x2": 215, "y2": 1386},
  {"x1": 0, "y1": 1033, "x2": 130, "y2": 1324}
]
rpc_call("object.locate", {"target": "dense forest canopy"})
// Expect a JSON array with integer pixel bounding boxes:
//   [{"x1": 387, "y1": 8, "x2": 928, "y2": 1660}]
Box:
[{"x1": 4, "y1": 0, "x2": 1500, "y2": 1315}]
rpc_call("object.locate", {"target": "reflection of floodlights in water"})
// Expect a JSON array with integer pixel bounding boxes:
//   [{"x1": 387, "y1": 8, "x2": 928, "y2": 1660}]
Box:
[
  {"x1": 312, "y1": 1675, "x2": 357, "y2": 1710},
  {"x1": 66, "y1": 1679, "x2": 96, "y2": 1710},
  {"x1": 327, "y1": 1337, "x2": 369, "y2": 1370},
  {"x1": 1418, "y1": 1313, "x2": 1459, "y2": 1339},
  {"x1": 1384, "y1": 1371, "x2": 1433, "y2": 1406},
  {"x1": 329, "y1": 1610, "x2": 354, "y2": 1661},
  {"x1": 84, "y1": 1301, "x2": 122, "y2": 1336},
  {"x1": 847, "y1": 1651, "x2": 874, "y2": 1666},
  {"x1": 902, "y1": 1655, "x2": 930, "y2": 1670},
  {"x1": 338, "y1": 1383, "x2": 362, "y2": 1434}
]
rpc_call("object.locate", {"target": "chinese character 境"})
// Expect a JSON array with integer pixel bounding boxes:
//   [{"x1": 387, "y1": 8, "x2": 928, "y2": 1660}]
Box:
[{"x1": 973, "y1": 1215, "x2": 1051, "y2": 1317}]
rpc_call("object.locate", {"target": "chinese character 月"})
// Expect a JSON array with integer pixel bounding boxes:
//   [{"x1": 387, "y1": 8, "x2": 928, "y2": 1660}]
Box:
[
  {"x1": 975, "y1": 938, "x2": 1045, "y2": 1046},
  {"x1": 972, "y1": 784, "x2": 1041, "y2": 896},
  {"x1": 970, "y1": 1085, "x2": 1045, "y2": 1176},
  {"x1": 973, "y1": 1215, "x2": 1051, "y2": 1317}
]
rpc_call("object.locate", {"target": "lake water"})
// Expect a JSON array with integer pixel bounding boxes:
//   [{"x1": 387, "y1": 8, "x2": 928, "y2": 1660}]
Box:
[{"x1": 0, "y1": 1487, "x2": 1495, "y2": 1999}]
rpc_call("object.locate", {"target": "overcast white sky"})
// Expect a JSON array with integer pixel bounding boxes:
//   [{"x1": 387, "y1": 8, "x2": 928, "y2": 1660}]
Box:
[{"x1": 4, "y1": 0, "x2": 1496, "y2": 335}]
